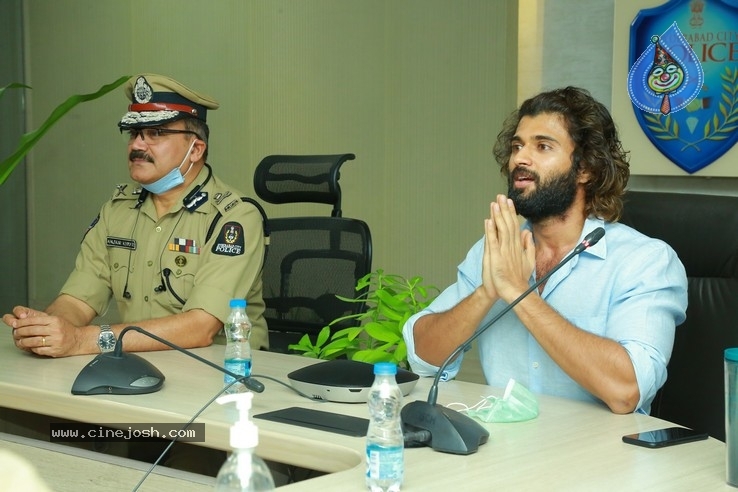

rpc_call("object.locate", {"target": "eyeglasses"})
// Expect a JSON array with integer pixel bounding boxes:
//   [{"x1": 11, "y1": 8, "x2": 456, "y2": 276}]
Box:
[{"x1": 122, "y1": 127, "x2": 201, "y2": 145}]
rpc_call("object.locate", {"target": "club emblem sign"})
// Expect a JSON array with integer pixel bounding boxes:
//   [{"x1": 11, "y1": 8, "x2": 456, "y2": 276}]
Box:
[{"x1": 628, "y1": 0, "x2": 738, "y2": 174}]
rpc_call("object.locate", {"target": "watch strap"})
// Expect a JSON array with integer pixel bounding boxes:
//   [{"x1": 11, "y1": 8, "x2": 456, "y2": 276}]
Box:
[{"x1": 98, "y1": 324, "x2": 116, "y2": 353}]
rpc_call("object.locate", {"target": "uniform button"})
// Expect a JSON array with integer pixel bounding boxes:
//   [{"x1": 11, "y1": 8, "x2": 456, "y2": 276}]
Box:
[
  {"x1": 144, "y1": 296, "x2": 149, "y2": 302},
  {"x1": 156, "y1": 226, "x2": 162, "y2": 233},
  {"x1": 532, "y1": 362, "x2": 540, "y2": 369},
  {"x1": 147, "y1": 260, "x2": 153, "y2": 267}
]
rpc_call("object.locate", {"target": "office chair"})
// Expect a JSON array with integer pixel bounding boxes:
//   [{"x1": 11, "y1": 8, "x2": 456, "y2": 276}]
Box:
[
  {"x1": 620, "y1": 191, "x2": 738, "y2": 441},
  {"x1": 253, "y1": 154, "x2": 373, "y2": 353}
]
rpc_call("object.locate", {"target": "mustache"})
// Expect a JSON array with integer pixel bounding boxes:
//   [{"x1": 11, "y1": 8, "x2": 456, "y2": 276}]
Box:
[
  {"x1": 129, "y1": 150, "x2": 154, "y2": 163},
  {"x1": 510, "y1": 167, "x2": 538, "y2": 181}
]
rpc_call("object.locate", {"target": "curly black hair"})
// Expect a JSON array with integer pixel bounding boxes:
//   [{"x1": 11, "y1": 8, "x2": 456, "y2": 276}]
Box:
[{"x1": 492, "y1": 87, "x2": 630, "y2": 222}]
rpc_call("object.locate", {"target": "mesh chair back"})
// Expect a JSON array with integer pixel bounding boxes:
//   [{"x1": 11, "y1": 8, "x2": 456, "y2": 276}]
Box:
[
  {"x1": 254, "y1": 154, "x2": 355, "y2": 217},
  {"x1": 254, "y1": 154, "x2": 372, "y2": 352}
]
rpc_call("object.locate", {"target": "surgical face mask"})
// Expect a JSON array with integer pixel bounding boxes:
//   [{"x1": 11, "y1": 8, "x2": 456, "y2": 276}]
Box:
[
  {"x1": 141, "y1": 139, "x2": 196, "y2": 194},
  {"x1": 450, "y1": 379, "x2": 539, "y2": 423}
]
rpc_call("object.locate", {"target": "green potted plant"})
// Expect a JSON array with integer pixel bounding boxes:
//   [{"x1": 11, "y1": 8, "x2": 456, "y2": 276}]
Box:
[{"x1": 288, "y1": 269, "x2": 439, "y2": 369}]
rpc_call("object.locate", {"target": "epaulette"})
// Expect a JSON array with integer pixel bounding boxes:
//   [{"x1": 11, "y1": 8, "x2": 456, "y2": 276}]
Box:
[
  {"x1": 211, "y1": 190, "x2": 243, "y2": 215},
  {"x1": 110, "y1": 183, "x2": 142, "y2": 201}
]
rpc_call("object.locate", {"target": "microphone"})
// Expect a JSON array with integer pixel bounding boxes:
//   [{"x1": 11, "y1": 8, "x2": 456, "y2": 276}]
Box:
[
  {"x1": 71, "y1": 325, "x2": 265, "y2": 395},
  {"x1": 401, "y1": 227, "x2": 605, "y2": 455}
]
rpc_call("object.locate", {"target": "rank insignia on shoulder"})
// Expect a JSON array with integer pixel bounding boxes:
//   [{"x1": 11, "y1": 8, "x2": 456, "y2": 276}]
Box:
[{"x1": 212, "y1": 222, "x2": 245, "y2": 256}]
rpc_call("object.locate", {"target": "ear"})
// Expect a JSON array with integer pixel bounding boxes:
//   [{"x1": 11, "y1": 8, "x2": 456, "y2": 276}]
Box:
[
  {"x1": 190, "y1": 138, "x2": 207, "y2": 162},
  {"x1": 577, "y1": 165, "x2": 591, "y2": 185}
]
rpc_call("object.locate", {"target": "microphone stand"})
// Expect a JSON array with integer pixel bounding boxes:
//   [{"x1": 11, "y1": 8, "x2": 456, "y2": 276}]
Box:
[
  {"x1": 401, "y1": 227, "x2": 605, "y2": 455},
  {"x1": 72, "y1": 326, "x2": 264, "y2": 395}
]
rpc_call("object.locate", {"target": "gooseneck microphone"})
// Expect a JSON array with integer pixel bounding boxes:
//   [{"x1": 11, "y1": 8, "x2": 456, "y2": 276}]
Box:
[
  {"x1": 71, "y1": 325, "x2": 264, "y2": 395},
  {"x1": 401, "y1": 227, "x2": 605, "y2": 455}
]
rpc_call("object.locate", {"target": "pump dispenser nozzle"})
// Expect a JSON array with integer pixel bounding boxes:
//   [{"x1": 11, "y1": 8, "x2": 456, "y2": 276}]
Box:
[
  {"x1": 215, "y1": 392, "x2": 275, "y2": 490},
  {"x1": 217, "y1": 392, "x2": 259, "y2": 449}
]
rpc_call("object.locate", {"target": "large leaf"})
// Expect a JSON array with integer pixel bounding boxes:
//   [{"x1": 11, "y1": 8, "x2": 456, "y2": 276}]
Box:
[
  {"x1": 364, "y1": 320, "x2": 402, "y2": 343},
  {"x1": 0, "y1": 75, "x2": 130, "y2": 186}
]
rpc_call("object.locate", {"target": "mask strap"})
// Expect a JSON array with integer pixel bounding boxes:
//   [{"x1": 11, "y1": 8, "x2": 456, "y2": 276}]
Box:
[
  {"x1": 446, "y1": 395, "x2": 494, "y2": 414},
  {"x1": 178, "y1": 139, "x2": 197, "y2": 179}
]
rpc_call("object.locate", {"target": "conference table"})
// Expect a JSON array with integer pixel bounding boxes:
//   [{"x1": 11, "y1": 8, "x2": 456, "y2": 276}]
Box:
[{"x1": 0, "y1": 333, "x2": 731, "y2": 491}]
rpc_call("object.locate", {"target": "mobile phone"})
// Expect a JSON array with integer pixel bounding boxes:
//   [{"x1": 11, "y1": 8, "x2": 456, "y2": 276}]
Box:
[{"x1": 622, "y1": 426, "x2": 709, "y2": 448}]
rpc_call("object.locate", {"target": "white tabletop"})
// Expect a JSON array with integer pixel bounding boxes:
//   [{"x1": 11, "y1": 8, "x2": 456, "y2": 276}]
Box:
[{"x1": 0, "y1": 334, "x2": 731, "y2": 491}]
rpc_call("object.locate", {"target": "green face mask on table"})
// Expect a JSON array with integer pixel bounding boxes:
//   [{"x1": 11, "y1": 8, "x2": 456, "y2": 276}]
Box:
[{"x1": 458, "y1": 379, "x2": 539, "y2": 423}]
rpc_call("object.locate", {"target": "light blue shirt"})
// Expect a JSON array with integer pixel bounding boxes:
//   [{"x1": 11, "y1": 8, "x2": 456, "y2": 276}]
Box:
[{"x1": 403, "y1": 217, "x2": 688, "y2": 414}]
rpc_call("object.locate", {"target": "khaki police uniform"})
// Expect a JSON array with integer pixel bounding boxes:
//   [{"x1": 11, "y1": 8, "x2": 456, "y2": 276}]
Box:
[{"x1": 59, "y1": 166, "x2": 268, "y2": 349}]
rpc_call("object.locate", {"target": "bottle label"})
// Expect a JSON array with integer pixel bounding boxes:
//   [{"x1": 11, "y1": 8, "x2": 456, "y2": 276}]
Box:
[
  {"x1": 224, "y1": 358, "x2": 252, "y2": 386},
  {"x1": 366, "y1": 443, "x2": 404, "y2": 483}
]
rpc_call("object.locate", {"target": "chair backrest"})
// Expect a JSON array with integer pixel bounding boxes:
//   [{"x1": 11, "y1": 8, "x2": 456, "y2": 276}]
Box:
[
  {"x1": 253, "y1": 154, "x2": 373, "y2": 353},
  {"x1": 254, "y1": 153, "x2": 354, "y2": 217},
  {"x1": 620, "y1": 191, "x2": 738, "y2": 441}
]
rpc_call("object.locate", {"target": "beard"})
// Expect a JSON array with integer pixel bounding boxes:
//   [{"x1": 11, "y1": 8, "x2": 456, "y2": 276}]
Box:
[{"x1": 507, "y1": 164, "x2": 579, "y2": 223}]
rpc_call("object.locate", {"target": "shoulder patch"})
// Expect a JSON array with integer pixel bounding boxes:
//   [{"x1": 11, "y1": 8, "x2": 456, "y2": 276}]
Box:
[
  {"x1": 83, "y1": 214, "x2": 100, "y2": 240},
  {"x1": 211, "y1": 221, "x2": 245, "y2": 256}
]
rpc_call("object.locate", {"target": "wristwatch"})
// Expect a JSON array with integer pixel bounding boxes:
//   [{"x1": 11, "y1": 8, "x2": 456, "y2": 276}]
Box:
[{"x1": 97, "y1": 325, "x2": 116, "y2": 353}]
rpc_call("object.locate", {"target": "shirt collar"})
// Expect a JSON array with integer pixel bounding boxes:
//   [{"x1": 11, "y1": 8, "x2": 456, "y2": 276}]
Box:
[{"x1": 521, "y1": 216, "x2": 608, "y2": 260}]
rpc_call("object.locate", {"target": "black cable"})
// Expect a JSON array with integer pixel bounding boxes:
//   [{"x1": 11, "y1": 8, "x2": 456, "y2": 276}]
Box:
[
  {"x1": 403, "y1": 429, "x2": 432, "y2": 447},
  {"x1": 130, "y1": 373, "x2": 322, "y2": 490},
  {"x1": 121, "y1": 208, "x2": 143, "y2": 300},
  {"x1": 131, "y1": 380, "x2": 238, "y2": 491}
]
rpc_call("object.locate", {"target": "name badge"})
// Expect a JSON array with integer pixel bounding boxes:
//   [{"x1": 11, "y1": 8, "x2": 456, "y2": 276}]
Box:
[{"x1": 107, "y1": 237, "x2": 137, "y2": 250}]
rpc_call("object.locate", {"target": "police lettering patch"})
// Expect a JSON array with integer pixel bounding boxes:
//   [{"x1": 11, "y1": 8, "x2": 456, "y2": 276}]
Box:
[{"x1": 212, "y1": 222, "x2": 245, "y2": 256}]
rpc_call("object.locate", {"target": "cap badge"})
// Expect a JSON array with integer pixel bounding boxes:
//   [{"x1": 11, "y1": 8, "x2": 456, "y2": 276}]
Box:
[{"x1": 132, "y1": 76, "x2": 154, "y2": 104}]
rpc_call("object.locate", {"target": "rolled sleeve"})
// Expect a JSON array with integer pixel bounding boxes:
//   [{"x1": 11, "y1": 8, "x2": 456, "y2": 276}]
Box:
[{"x1": 608, "y1": 240, "x2": 687, "y2": 413}]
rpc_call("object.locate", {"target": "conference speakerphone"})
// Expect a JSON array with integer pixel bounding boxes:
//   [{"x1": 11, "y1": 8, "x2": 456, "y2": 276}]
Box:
[{"x1": 287, "y1": 359, "x2": 419, "y2": 403}]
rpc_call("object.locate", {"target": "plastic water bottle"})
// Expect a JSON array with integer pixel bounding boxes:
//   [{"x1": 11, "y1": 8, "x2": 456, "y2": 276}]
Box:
[
  {"x1": 224, "y1": 298, "x2": 252, "y2": 394},
  {"x1": 366, "y1": 362, "x2": 404, "y2": 492},
  {"x1": 215, "y1": 392, "x2": 275, "y2": 491}
]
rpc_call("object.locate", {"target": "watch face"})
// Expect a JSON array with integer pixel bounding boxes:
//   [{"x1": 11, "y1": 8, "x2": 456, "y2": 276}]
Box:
[{"x1": 99, "y1": 332, "x2": 117, "y2": 352}]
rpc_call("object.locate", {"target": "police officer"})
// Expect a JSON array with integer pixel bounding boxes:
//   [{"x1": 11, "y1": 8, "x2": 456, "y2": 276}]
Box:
[{"x1": 5, "y1": 73, "x2": 268, "y2": 356}]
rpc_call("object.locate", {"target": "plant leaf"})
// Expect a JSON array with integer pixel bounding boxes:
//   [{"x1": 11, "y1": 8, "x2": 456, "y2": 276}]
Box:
[
  {"x1": 393, "y1": 342, "x2": 407, "y2": 362},
  {"x1": 0, "y1": 75, "x2": 130, "y2": 186},
  {"x1": 331, "y1": 326, "x2": 363, "y2": 340},
  {"x1": 315, "y1": 326, "x2": 331, "y2": 347},
  {"x1": 0, "y1": 82, "x2": 30, "y2": 99},
  {"x1": 364, "y1": 321, "x2": 402, "y2": 343},
  {"x1": 352, "y1": 349, "x2": 391, "y2": 364},
  {"x1": 375, "y1": 289, "x2": 409, "y2": 312}
]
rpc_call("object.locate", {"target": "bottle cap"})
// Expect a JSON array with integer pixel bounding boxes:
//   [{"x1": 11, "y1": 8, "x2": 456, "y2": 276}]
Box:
[
  {"x1": 373, "y1": 362, "x2": 398, "y2": 375},
  {"x1": 229, "y1": 298, "x2": 247, "y2": 309},
  {"x1": 217, "y1": 392, "x2": 259, "y2": 449},
  {"x1": 726, "y1": 348, "x2": 738, "y2": 363}
]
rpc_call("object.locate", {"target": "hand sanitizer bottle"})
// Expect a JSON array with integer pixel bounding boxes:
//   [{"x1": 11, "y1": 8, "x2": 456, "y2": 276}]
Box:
[{"x1": 215, "y1": 392, "x2": 275, "y2": 491}]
